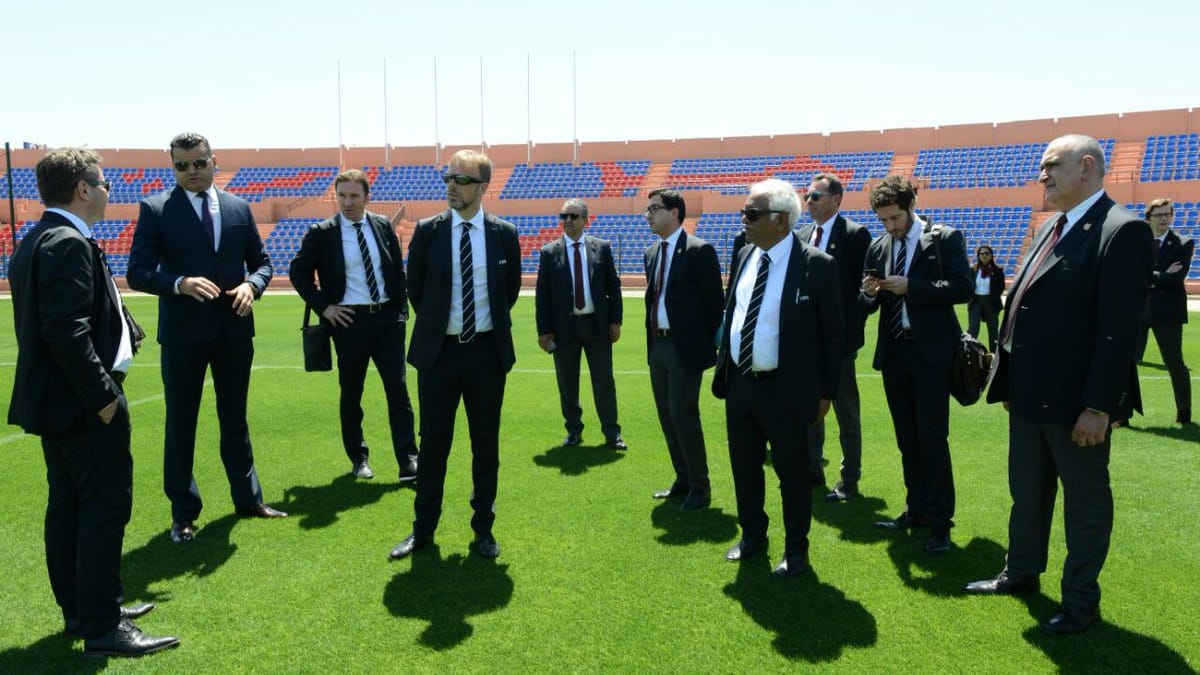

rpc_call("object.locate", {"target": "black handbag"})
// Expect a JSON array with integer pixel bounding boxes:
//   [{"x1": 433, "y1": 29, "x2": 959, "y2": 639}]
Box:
[
  {"x1": 301, "y1": 305, "x2": 332, "y2": 372},
  {"x1": 927, "y1": 221, "x2": 993, "y2": 406}
]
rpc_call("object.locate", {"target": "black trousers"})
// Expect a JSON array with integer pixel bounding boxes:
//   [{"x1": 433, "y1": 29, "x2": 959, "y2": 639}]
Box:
[
  {"x1": 1137, "y1": 319, "x2": 1192, "y2": 414},
  {"x1": 330, "y1": 306, "x2": 418, "y2": 467},
  {"x1": 648, "y1": 335, "x2": 709, "y2": 490},
  {"x1": 412, "y1": 333, "x2": 506, "y2": 537},
  {"x1": 161, "y1": 336, "x2": 263, "y2": 523},
  {"x1": 552, "y1": 316, "x2": 620, "y2": 440},
  {"x1": 968, "y1": 297, "x2": 1000, "y2": 352},
  {"x1": 41, "y1": 393, "x2": 133, "y2": 640},
  {"x1": 880, "y1": 339, "x2": 956, "y2": 533},
  {"x1": 725, "y1": 370, "x2": 811, "y2": 555}
]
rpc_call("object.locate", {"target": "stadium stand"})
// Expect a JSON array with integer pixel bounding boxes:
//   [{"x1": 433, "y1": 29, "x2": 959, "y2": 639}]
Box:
[
  {"x1": 0, "y1": 168, "x2": 38, "y2": 199},
  {"x1": 105, "y1": 168, "x2": 176, "y2": 204},
  {"x1": 264, "y1": 218, "x2": 321, "y2": 272},
  {"x1": 365, "y1": 165, "x2": 447, "y2": 201},
  {"x1": 500, "y1": 161, "x2": 651, "y2": 199},
  {"x1": 1140, "y1": 134, "x2": 1200, "y2": 182},
  {"x1": 667, "y1": 152, "x2": 892, "y2": 194},
  {"x1": 915, "y1": 140, "x2": 1116, "y2": 189},
  {"x1": 225, "y1": 166, "x2": 337, "y2": 202}
]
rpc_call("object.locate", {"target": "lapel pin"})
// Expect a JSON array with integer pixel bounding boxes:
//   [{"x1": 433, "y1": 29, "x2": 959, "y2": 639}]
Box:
[{"x1": 1083, "y1": 223, "x2": 1092, "y2": 231}]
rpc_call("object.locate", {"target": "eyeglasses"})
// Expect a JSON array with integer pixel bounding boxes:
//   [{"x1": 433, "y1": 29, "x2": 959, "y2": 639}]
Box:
[
  {"x1": 85, "y1": 178, "x2": 112, "y2": 191},
  {"x1": 1148, "y1": 212, "x2": 1174, "y2": 219},
  {"x1": 740, "y1": 207, "x2": 786, "y2": 221},
  {"x1": 559, "y1": 213, "x2": 583, "y2": 221},
  {"x1": 442, "y1": 173, "x2": 485, "y2": 185},
  {"x1": 173, "y1": 157, "x2": 212, "y2": 172},
  {"x1": 645, "y1": 204, "x2": 671, "y2": 214}
]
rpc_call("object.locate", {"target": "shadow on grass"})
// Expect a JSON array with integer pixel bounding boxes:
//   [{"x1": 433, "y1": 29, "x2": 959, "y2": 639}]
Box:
[
  {"x1": 383, "y1": 544, "x2": 513, "y2": 651},
  {"x1": 723, "y1": 556, "x2": 877, "y2": 661},
  {"x1": 811, "y1": 493, "x2": 892, "y2": 544},
  {"x1": 0, "y1": 632, "x2": 105, "y2": 673},
  {"x1": 120, "y1": 514, "x2": 239, "y2": 604},
  {"x1": 885, "y1": 535, "x2": 1009, "y2": 597},
  {"x1": 532, "y1": 443, "x2": 626, "y2": 476},
  {"x1": 280, "y1": 474, "x2": 404, "y2": 530},
  {"x1": 650, "y1": 501, "x2": 738, "y2": 545},
  {"x1": 1120, "y1": 421, "x2": 1200, "y2": 442}
]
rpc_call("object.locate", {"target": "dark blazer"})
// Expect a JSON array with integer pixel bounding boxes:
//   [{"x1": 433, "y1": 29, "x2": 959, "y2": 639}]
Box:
[
  {"x1": 860, "y1": 220, "x2": 973, "y2": 370},
  {"x1": 796, "y1": 214, "x2": 872, "y2": 352},
  {"x1": 8, "y1": 212, "x2": 124, "y2": 436},
  {"x1": 128, "y1": 186, "x2": 272, "y2": 344},
  {"x1": 288, "y1": 211, "x2": 408, "y2": 319},
  {"x1": 967, "y1": 264, "x2": 1006, "y2": 314},
  {"x1": 1148, "y1": 228, "x2": 1193, "y2": 325},
  {"x1": 644, "y1": 229, "x2": 724, "y2": 371},
  {"x1": 406, "y1": 210, "x2": 521, "y2": 373},
  {"x1": 712, "y1": 233, "x2": 845, "y2": 422},
  {"x1": 535, "y1": 234, "x2": 622, "y2": 339},
  {"x1": 987, "y1": 195, "x2": 1153, "y2": 423}
]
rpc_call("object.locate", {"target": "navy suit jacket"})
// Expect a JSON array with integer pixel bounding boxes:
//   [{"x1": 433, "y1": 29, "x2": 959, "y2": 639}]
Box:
[
  {"x1": 987, "y1": 195, "x2": 1153, "y2": 423},
  {"x1": 128, "y1": 186, "x2": 272, "y2": 344},
  {"x1": 405, "y1": 210, "x2": 521, "y2": 373},
  {"x1": 796, "y1": 214, "x2": 872, "y2": 353},
  {"x1": 535, "y1": 234, "x2": 622, "y2": 339},
  {"x1": 644, "y1": 229, "x2": 724, "y2": 372},
  {"x1": 1147, "y1": 228, "x2": 1193, "y2": 325},
  {"x1": 288, "y1": 211, "x2": 408, "y2": 319},
  {"x1": 8, "y1": 211, "x2": 125, "y2": 435}
]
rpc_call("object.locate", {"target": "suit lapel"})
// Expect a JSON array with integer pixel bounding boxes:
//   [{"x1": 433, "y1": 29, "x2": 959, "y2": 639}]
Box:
[
  {"x1": 779, "y1": 233, "x2": 807, "y2": 337},
  {"x1": 666, "y1": 230, "x2": 687, "y2": 289}
]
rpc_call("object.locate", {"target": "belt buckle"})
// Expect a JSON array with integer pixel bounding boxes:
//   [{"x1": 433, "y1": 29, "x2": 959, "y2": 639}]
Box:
[
  {"x1": 368, "y1": 303, "x2": 382, "y2": 314},
  {"x1": 655, "y1": 329, "x2": 669, "y2": 338}
]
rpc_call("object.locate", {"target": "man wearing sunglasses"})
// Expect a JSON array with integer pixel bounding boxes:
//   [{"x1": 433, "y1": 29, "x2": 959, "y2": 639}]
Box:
[
  {"x1": 795, "y1": 173, "x2": 872, "y2": 502},
  {"x1": 860, "y1": 175, "x2": 971, "y2": 555},
  {"x1": 534, "y1": 199, "x2": 626, "y2": 450},
  {"x1": 644, "y1": 188, "x2": 724, "y2": 511},
  {"x1": 128, "y1": 132, "x2": 284, "y2": 546},
  {"x1": 391, "y1": 150, "x2": 521, "y2": 560}
]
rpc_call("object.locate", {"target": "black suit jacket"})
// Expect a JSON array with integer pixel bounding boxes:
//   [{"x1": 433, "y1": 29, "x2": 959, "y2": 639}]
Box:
[
  {"x1": 288, "y1": 211, "x2": 408, "y2": 319},
  {"x1": 406, "y1": 210, "x2": 521, "y2": 373},
  {"x1": 987, "y1": 195, "x2": 1153, "y2": 423},
  {"x1": 860, "y1": 220, "x2": 973, "y2": 370},
  {"x1": 1147, "y1": 228, "x2": 1193, "y2": 325},
  {"x1": 796, "y1": 214, "x2": 872, "y2": 352},
  {"x1": 8, "y1": 212, "x2": 124, "y2": 436},
  {"x1": 967, "y1": 264, "x2": 1006, "y2": 314},
  {"x1": 712, "y1": 233, "x2": 845, "y2": 422},
  {"x1": 644, "y1": 230, "x2": 724, "y2": 372},
  {"x1": 535, "y1": 234, "x2": 622, "y2": 339},
  {"x1": 128, "y1": 186, "x2": 272, "y2": 344}
]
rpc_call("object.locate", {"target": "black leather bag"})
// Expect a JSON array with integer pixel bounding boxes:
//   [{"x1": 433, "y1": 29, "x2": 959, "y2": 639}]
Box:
[
  {"x1": 950, "y1": 331, "x2": 992, "y2": 406},
  {"x1": 301, "y1": 305, "x2": 332, "y2": 372}
]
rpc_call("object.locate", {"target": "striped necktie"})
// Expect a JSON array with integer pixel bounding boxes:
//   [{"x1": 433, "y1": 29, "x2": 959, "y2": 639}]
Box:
[{"x1": 738, "y1": 252, "x2": 771, "y2": 374}]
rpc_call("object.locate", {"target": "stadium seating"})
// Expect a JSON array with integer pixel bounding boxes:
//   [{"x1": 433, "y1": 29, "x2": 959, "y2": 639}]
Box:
[
  {"x1": 0, "y1": 168, "x2": 38, "y2": 199},
  {"x1": 1140, "y1": 134, "x2": 1200, "y2": 182},
  {"x1": 366, "y1": 165, "x2": 447, "y2": 201},
  {"x1": 264, "y1": 218, "x2": 321, "y2": 272},
  {"x1": 225, "y1": 167, "x2": 337, "y2": 202},
  {"x1": 667, "y1": 153, "x2": 892, "y2": 194},
  {"x1": 500, "y1": 161, "x2": 651, "y2": 200},
  {"x1": 105, "y1": 168, "x2": 176, "y2": 203},
  {"x1": 914, "y1": 140, "x2": 1117, "y2": 189}
]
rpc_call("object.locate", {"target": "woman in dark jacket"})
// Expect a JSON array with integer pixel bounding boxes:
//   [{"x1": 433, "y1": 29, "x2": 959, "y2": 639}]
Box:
[{"x1": 967, "y1": 245, "x2": 1005, "y2": 351}]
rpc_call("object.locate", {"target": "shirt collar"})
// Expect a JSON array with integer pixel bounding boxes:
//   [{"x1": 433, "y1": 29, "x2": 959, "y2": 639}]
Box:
[
  {"x1": 816, "y1": 213, "x2": 838, "y2": 231},
  {"x1": 45, "y1": 207, "x2": 91, "y2": 238},
  {"x1": 564, "y1": 232, "x2": 587, "y2": 246},
  {"x1": 1063, "y1": 188, "x2": 1106, "y2": 228},
  {"x1": 452, "y1": 209, "x2": 486, "y2": 230},
  {"x1": 183, "y1": 185, "x2": 215, "y2": 201},
  {"x1": 339, "y1": 212, "x2": 369, "y2": 228}
]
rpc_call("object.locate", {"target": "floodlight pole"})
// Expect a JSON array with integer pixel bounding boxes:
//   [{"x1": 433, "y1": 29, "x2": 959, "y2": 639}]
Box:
[{"x1": 5, "y1": 143, "x2": 16, "y2": 252}]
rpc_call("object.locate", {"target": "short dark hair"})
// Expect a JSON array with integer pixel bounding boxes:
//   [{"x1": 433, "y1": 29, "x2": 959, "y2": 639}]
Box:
[
  {"x1": 648, "y1": 187, "x2": 686, "y2": 223},
  {"x1": 169, "y1": 132, "x2": 211, "y2": 157},
  {"x1": 335, "y1": 168, "x2": 371, "y2": 196},
  {"x1": 36, "y1": 148, "x2": 102, "y2": 207},
  {"x1": 869, "y1": 175, "x2": 918, "y2": 211},
  {"x1": 811, "y1": 172, "x2": 844, "y2": 196}
]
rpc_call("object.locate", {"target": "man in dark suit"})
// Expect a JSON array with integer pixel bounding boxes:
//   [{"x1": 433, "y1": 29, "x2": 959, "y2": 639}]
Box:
[
  {"x1": 289, "y1": 169, "x2": 419, "y2": 480},
  {"x1": 795, "y1": 173, "x2": 871, "y2": 501},
  {"x1": 8, "y1": 148, "x2": 179, "y2": 657},
  {"x1": 535, "y1": 199, "x2": 626, "y2": 449},
  {"x1": 714, "y1": 179, "x2": 844, "y2": 577},
  {"x1": 644, "y1": 188, "x2": 725, "y2": 510},
  {"x1": 1136, "y1": 198, "x2": 1193, "y2": 425},
  {"x1": 967, "y1": 135, "x2": 1153, "y2": 635},
  {"x1": 128, "y1": 132, "x2": 285, "y2": 545},
  {"x1": 861, "y1": 175, "x2": 972, "y2": 555},
  {"x1": 390, "y1": 150, "x2": 521, "y2": 560}
]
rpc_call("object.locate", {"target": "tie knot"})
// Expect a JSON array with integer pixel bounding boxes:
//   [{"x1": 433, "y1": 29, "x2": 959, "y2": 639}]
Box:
[{"x1": 761, "y1": 252, "x2": 771, "y2": 266}]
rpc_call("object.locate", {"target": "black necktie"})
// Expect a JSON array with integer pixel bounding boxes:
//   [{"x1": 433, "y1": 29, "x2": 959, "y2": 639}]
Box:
[
  {"x1": 352, "y1": 222, "x2": 381, "y2": 304},
  {"x1": 199, "y1": 191, "x2": 216, "y2": 250},
  {"x1": 460, "y1": 223, "x2": 476, "y2": 340},
  {"x1": 738, "y1": 252, "x2": 771, "y2": 374},
  {"x1": 887, "y1": 238, "x2": 907, "y2": 339},
  {"x1": 650, "y1": 241, "x2": 668, "y2": 333},
  {"x1": 573, "y1": 242, "x2": 586, "y2": 311}
]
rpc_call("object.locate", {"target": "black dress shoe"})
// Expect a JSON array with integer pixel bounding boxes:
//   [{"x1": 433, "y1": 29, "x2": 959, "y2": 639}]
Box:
[
  {"x1": 963, "y1": 571, "x2": 1041, "y2": 595},
  {"x1": 1041, "y1": 606, "x2": 1100, "y2": 634},
  {"x1": 389, "y1": 533, "x2": 433, "y2": 559},
  {"x1": 235, "y1": 503, "x2": 288, "y2": 518},
  {"x1": 169, "y1": 521, "x2": 196, "y2": 544},
  {"x1": 873, "y1": 512, "x2": 930, "y2": 530},
  {"x1": 773, "y1": 552, "x2": 810, "y2": 577},
  {"x1": 653, "y1": 481, "x2": 688, "y2": 499},
  {"x1": 351, "y1": 461, "x2": 374, "y2": 479},
  {"x1": 725, "y1": 537, "x2": 767, "y2": 561},
  {"x1": 606, "y1": 436, "x2": 628, "y2": 450},
  {"x1": 66, "y1": 603, "x2": 157, "y2": 635},
  {"x1": 1178, "y1": 408, "x2": 1192, "y2": 425},
  {"x1": 680, "y1": 488, "x2": 711, "y2": 511},
  {"x1": 398, "y1": 458, "x2": 419, "y2": 483},
  {"x1": 824, "y1": 480, "x2": 859, "y2": 502},
  {"x1": 473, "y1": 533, "x2": 501, "y2": 558},
  {"x1": 83, "y1": 619, "x2": 180, "y2": 658},
  {"x1": 562, "y1": 433, "x2": 583, "y2": 447},
  {"x1": 924, "y1": 531, "x2": 952, "y2": 554}
]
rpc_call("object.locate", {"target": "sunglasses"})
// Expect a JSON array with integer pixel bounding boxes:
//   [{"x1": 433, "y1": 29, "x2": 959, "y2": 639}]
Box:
[
  {"x1": 804, "y1": 190, "x2": 832, "y2": 202},
  {"x1": 740, "y1": 207, "x2": 786, "y2": 221},
  {"x1": 85, "y1": 178, "x2": 112, "y2": 191},
  {"x1": 173, "y1": 157, "x2": 212, "y2": 172},
  {"x1": 559, "y1": 213, "x2": 583, "y2": 221},
  {"x1": 442, "y1": 173, "x2": 485, "y2": 185}
]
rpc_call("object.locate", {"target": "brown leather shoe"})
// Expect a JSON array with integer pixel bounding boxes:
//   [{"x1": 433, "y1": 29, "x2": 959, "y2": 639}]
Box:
[{"x1": 236, "y1": 503, "x2": 288, "y2": 518}]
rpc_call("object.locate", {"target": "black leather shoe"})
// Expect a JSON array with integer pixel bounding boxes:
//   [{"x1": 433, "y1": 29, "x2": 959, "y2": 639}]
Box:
[
  {"x1": 825, "y1": 480, "x2": 859, "y2": 502},
  {"x1": 389, "y1": 533, "x2": 433, "y2": 559},
  {"x1": 924, "y1": 531, "x2": 952, "y2": 554},
  {"x1": 473, "y1": 533, "x2": 501, "y2": 558},
  {"x1": 66, "y1": 603, "x2": 157, "y2": 635},
  {"x1": 1178, "y1": 408, "x2": 1192, "y2": 425},
  {"x1": 562, "y1": 433, "x2": 583, "y2": 447},
  {"x1": 773, "y1": 552, "x2": 810, "y2": 577},
  {"x1": 963, "y1": 571, "x2": 1041, "y2": 595},
  {"x1": 398, "y1": 458, "x2": 418, "y2": 483},
  {"x1": 235, "y1": 503, "x2": 288, "y2": 518},
  {"x1": 1041, "y1": 606, "x2": 1100, "y2": 635},
  {"x1": 351, "y1": 461, "x2": 374, "y2": 479},
  {"x1": 725, "y1": 537, "x2": 767, "y2": 561},
  {"x1": 653, "y1": 481, "x2": 688, "y2": 499},
  {"x1": 680, "y1": 488, "x2": 711, "y2": 511},
  {"x1": 83, "y1": 619, "x2": 180, "y2": 658},
  {"x1": 169, "y1": 521, "x2": 196, "y2": 544},
  {"x1": 606, "y1": 436, "x2": 628, "y2": 450},
  {"x1": 873, "y1": 512, "x2": 930, "y2": 530}
]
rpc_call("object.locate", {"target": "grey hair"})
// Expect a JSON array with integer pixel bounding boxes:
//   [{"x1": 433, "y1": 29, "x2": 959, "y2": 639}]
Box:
[
  {"x1": 749, "y1": 178, "x2": 802, "y2": 227},
  {"x1": 1056, "y1": 134, "x2": 1107, "y2": 177},
  {"x1": 562, "y1": 198, "x2": 588, "y2": 220}
]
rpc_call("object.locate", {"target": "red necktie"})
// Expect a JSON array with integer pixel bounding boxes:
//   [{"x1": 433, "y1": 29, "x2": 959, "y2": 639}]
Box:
[
  {"x1": 1000, "y1": 214, "x2": 1065, "y2": 349},
  {"x1": 573, "y1": 242, "x2": 585, "y2": 311},
  {"x1": 812, "y1": 226, "x2": 823, "y2": 247},
  {"x1": 650, "y1": 241, "x2": 668, "y2": 332}
]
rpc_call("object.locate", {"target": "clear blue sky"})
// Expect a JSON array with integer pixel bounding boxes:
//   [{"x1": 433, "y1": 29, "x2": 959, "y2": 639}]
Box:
[{"x1": 6, "y1": 0, "x2": 1197, "y2": 150}]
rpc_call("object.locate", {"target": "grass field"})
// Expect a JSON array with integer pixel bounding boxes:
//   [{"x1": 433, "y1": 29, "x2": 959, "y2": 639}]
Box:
[{"x1": 0, "y1": 291, "x2": 1197, "y2": 673}]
